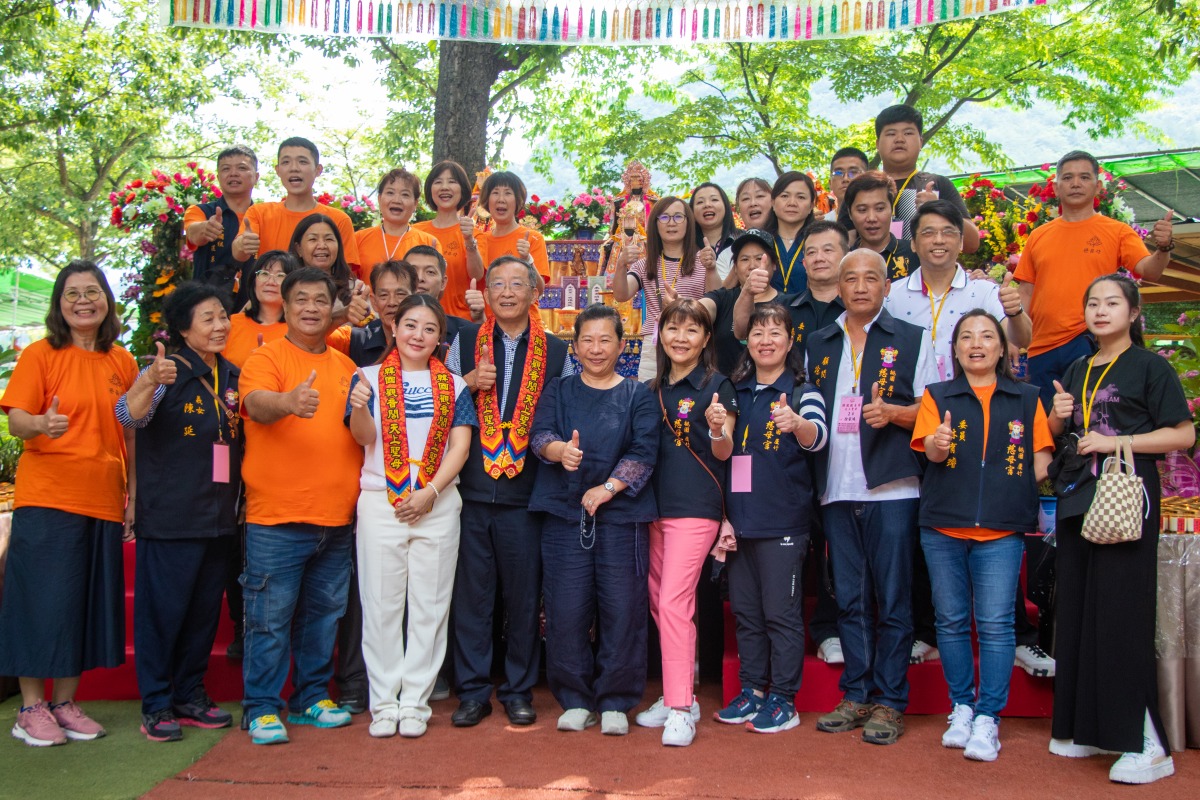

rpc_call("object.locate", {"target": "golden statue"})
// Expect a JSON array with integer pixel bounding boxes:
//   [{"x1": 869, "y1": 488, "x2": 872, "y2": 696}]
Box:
[{"x1": 599, "y1": 159, "x2": 659, "y2": 274}]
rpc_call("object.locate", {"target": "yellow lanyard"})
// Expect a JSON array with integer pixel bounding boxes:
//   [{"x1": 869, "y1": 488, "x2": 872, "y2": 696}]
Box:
[
  {"x1": 845, "y1": 327, "x2": 864, "y2": 392},
  {"x1": 1081, "y1": 349, "x2": 1126, "y2": 432},
  {"x1": 654, "y1": 255, "x2": 679, "y2": 303},
  {"x1": 893, "y1": 171, "x2": 918, "y2": 212},
  {"x1": 774, "y1": 237, "x2": 804, "y2": 292},
  {"x1": 924, "y1": 282, "x2": 952, "y2": 341}
]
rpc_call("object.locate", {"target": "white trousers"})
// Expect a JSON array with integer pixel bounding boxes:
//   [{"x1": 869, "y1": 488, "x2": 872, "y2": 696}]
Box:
[{"x1": 356, "y1": 487, "x2": 461, "y2": 721}]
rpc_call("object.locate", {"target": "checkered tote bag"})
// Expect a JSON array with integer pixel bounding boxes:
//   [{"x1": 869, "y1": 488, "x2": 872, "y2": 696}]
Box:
[{"x1": 1081, "y1": 437, "x2": 1144, "y2": 545}]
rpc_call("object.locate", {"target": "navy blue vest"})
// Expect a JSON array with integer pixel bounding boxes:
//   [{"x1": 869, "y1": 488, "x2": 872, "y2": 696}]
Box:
[
  {"x1": 190, "y1": 197, "x2": 243, "y2": 291},
  {"x1": 919, "y1": 374, "x2": 1042, "y2": 533},
  {"x1": 806, "y1": 308, "x2": 925, "y2": 495}
]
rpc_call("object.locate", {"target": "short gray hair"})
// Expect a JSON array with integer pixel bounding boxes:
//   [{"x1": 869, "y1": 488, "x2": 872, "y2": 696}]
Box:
[{"x1": 485, "y1": 255, "x2": 539, "y2": 290}]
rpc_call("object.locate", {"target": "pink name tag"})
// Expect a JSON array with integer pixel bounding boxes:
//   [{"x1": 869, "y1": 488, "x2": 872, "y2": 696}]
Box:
[
  {"x1": 936, "y1": 354, "x2": 948, "y2": 382},
  {"x1": 212, "y1": 442, "x2": 230, "y2": 484},
  {"x1": 730, "y1": 455, "x2": 752, "y2": 493},
  {"x1": 890, "y1": 218, "x2": 905, "y2": 239},
  {"x1": 837, "y1": 395, "x2": 863, "y2": 433}
]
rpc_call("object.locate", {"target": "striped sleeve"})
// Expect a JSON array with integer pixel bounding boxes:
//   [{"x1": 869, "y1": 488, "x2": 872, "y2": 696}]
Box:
[
  {"x1": 114, "y1": 367, "x2": 167, "y2": 429},
  {"x1": 796, "y1": 386, "x2": 828, "y2": 453}
]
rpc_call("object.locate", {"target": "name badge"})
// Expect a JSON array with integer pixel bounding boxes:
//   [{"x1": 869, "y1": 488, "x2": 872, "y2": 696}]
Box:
[
  {"x1": 890, "y1": 218, "x2": 905, "y2": 239},
  {"x1": 837, "y1": 395, "x2": 863, "y2": 433},
  {"x1": 213, "y1": 442, "x2": 230, "y2": 484},
  {"x1": 936, "y1": 354, "x2": 948, "y2": 382},
  {"x1": 730, "y1": 455, "x2": 752, "y2": 493}
]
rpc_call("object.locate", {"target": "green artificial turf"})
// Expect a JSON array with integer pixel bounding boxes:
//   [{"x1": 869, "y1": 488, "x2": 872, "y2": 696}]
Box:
[{"x1": 0, "y1": 697, "x2": 235, "y2": 800}]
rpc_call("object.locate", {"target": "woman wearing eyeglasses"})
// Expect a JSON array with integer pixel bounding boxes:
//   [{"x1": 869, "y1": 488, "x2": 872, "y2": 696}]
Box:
[
  {"x1": 0, "y1": 261, "x2": 139, "y2": 747},
  {"x1": 226, "y1": 251, "x2": 300, "y2": 369},
  {"x1": 613, "y1": 197, "x2": 722, "y2": 382}
]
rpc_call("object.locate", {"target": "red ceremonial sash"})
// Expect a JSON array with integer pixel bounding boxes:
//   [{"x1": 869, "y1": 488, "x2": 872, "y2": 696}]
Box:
[
  {"x1": 379, "y1": 349, "x2": 455, "y2": 506},
  {"x1": 475, "y1": 314, "x2": 547, "y2": 479}
]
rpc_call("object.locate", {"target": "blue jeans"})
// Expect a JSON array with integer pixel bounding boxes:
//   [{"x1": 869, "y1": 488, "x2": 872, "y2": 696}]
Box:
[
  {"x1": 822, "y1": 499, "x2": 918, "y2": 711},
  {"x1": 241, "y1": 523, "x2": 353, "y2": 720},
  {"x1": 1027, "y1": 331, "x2": 1094, "y2": 409},
  {"x1": 921, "y1": 528, "x2": 1023, "y2": 720}
]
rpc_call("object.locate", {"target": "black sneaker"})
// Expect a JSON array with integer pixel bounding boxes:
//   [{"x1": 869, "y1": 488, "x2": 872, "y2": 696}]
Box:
[
  {"x1": 141, "y1": 709, "x2": 183, "y2": 742},
  {"x1": 173, "y1": 695, "x2": 233, "y2": 729},
  {"x1": 225, "y1": 635, "x2": 244, "y2": 660}
]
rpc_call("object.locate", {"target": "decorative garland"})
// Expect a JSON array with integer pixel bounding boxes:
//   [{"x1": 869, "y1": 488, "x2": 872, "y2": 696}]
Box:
[{"x1": 162, "y1": 0, "x2": 1050, "y2": 44}]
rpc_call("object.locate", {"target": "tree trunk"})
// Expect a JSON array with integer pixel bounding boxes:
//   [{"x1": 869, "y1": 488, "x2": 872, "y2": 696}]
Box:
[{"x1": 433, "y1": 41, "x2": 506, "y2": 177}]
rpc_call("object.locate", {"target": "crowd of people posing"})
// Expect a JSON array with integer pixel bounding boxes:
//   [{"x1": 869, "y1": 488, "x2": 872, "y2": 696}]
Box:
[{"x1": 0, "y1": 104, "x2": 1191, "y2": 787}]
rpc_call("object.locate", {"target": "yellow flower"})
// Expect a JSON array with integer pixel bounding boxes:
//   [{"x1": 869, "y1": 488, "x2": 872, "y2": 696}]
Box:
[
  {"x1": 152, "y1": 284, "x2": 177, "y2": 298},
  {"x1": 149, "y1": 312, "x2": 162, "y2": 323},
  {"x1": 155, "y1": 270, "x2": 175, "y2": 285}
]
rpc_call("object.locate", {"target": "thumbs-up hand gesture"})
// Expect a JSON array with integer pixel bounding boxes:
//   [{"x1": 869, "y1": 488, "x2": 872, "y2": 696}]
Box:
[
  {"x1": 199, "y1": 206, "x2": 225, "y2": 244},
  {"x1": 699, "y1": 236, "x2": 717, "y2": 272},
  {"x1": 147, "y1": 341, "x2": 177, "y2": 386},
  {"x1": 772, "y1": 392, "x2": 803, "y2": 433},
  {"x1": 465, "y1": 277, "x2": 486, "y2": 321},
  {"x1": 475, "y1": 344, "x2": 497, "y2": 393},
  {"x1": 349, "y1": 368, "x2": 373, "y2": 410},
  {"x1": 458, "y1": 214, "x2": 477, "y2": 243},
  {"x1": 621, "y1": 237, "x2": 645, "y2": 267},
  {"x1": 560, "y1": 429, "x2": 583, "y2": 471},
  {"x1": 862, "y1": 382, "x2": 891, "y2": 429},
  {"x1": 1051, "y1": 380, "x2": 1074, "y2": 421},
  {"x1": 516, "y1": 229, "x2": 531, "y2": 259},
  {"x1": 347, "y1": 280, "x2": 370, "y2": 327},
  {"x1": 1151, "y1": 208, "x2": 1175, "y2": 250},
  {"x1": 933, "y1": 410, "x2": 954, "y2": 452},
  {"x1": 705, "y1": 391, "x2": 727, "y2": 435},
  {"x1": 746, "y1": 265, "x2": 770, "y2": 298},
  {"x1": 233, "y1": 219, "x2": 259, "y2": 261},
  {"x1": 915, "y1": 179, "x2": 939, "y2": 207},
  {"x1": 289, "y1": 370, "x2": 320, "y2": 418},
  {"x1": 998, "y1": 270, "x2": 1022, "y2": 316},
  {"x1": 41, "y1": 395, "x2": 69, "y2": 439}
]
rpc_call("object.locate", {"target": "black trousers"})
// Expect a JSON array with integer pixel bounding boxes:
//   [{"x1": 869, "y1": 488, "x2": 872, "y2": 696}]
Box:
[
  {"x1": 727, "y1": 535, "x2": 808, "y2": 697},
  {"x1": 222, "y1": 524, "x2": 245, "y2": 634},
  {"x1": 807, "y1": 518, "x2": 840, "y2": 645},
  {"x1": 453, "y1": 501, "x2": 543, "y2": 705},
  {"x1": 334, "y1": 536, "x2": 367, "y2": 699},
  {"x1": 134, "y1": 536, "x2": 231, "y2": 714}
]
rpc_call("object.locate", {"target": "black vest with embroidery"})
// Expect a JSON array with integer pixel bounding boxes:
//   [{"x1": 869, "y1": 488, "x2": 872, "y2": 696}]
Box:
[{"x1": 190, "y1": 197, "x2": 243, "y2": 292}]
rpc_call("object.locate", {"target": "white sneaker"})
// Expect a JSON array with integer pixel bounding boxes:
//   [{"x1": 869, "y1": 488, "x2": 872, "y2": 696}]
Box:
[
  {"x1": 817, "y1": 637, "x2": 845, "y2": 664},
  {"x1": 1109, "y1": 735, "x2": 1175, "y2": 784},
  {"x1": 661, "y1": 707, "x2": 696, "y2": 747},
  {"x1": 910, "y1": 640, "x2": 939, "y2": 663},
  {"x1": 1014, "y1": 644, "x2": 1056, "y2": 677},
  {"x1": 964, "y1": 715, "x2": 1001, "y2": 762},
  {"x1": 635, "y1": 697, "x2": 701, "y2": 728},
  {"x1": 398, "y1": 716, "x2": 426, "y2": 738},
  {"x1": 368, "y1": 713, "x2": 398, "y2": 738},
  {"x1": 941, "y1": 704, "x2": 974, "y2": 749},
  {"x1": 1049, "y1": 738, "x2": 1114, "y2": 758},
  {"x1": 556, "y1": 708, "x2": 597, "y2": 731},
  {"x1": 600, "y1": 710, "x2": 629, "y2": 736}
]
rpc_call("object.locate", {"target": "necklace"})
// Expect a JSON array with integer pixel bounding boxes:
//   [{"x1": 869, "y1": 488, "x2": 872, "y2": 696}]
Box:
[{"x1": 380, "y1": 224, "x2": 408, "y2": 262}]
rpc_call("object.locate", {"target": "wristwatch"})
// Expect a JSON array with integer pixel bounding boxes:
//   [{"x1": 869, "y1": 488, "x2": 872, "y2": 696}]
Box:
[{"x1": 603, "y1": 480, "x2": 618, "y2": 495}]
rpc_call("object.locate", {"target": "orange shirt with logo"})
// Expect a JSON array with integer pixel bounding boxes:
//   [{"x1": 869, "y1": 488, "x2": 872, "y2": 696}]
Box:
[
  {"x1": 239, "y1": 338, "x2": 363, "y2": 527},
  {"x1": 354, "y1": 225, "x2": 441, "y2": 283},
  {"x1": 241, "y1": 201, "x2": 362, "y2": 273},
  {"x1": 413, "y1": 220, "x2": 476, "y2": 321},
  {"x1": 224, "y1": 313, "x2": 288, "y2": 369},
  {"x1": 912, "y1": 382, "x2": 1053, "y2": 541},
  {"x1": 1013, "y1": 214, "x2": 1149, "y2": 357},
  {"x1": 1, "y1": 340, "x2": 138, "y2": 522}
]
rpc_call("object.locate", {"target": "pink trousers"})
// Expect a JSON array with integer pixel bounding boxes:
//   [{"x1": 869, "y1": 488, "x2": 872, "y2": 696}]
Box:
[{"x1": 648, "y1": 517, "x2": 720, "y2": 708}]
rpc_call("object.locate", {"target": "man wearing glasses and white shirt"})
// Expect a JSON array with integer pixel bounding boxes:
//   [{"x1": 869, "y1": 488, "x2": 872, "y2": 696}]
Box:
[{"x1": 825, "y1": 147, "x2": 870, "y2": 222}]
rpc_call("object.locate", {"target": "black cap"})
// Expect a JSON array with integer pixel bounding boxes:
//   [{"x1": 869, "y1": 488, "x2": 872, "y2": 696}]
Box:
[{"x1": 731, "y1": 228, "x2": 777, "y2": 263}]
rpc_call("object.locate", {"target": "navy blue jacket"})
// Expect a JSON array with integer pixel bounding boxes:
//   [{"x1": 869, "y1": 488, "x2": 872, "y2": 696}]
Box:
[
  {"x1": 806, "y1": 308, "x2": 925, "y2": 495},
  {"x1": 919, "y1": 374, "x2": 1042, "y2": 533},
  {"x1": 190, "y1": 197, "x2": 243, "y2": 292}
]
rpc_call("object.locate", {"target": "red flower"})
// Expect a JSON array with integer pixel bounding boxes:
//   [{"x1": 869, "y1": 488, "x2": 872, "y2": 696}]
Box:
[
  {"x1": 186, "y1": 161, "x2": 198, "y2": 170},
  {"x1": 1017, "y1": 223, "x2": 1029, "y2": 236},
  {"x1": 964, "y1": 189, "x2": 977, "y2": 199},
  {"x1": 131, "y1": 179, "x2": 144, "y2": 189},
  {"x1": 110, "y1": 208, "x2": 122, "y2": 225},
  {"x1": 1006, "y1": 242, "x2": 1020, "y2": 254},
  {"x1": 1026, "y1": 211, "x2": 1038, "y2": 224}
]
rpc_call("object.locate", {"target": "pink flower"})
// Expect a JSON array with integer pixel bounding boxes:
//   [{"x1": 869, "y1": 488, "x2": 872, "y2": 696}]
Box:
[
  {"x1": 352, "y1": 205, "x2": 365, "y2": 213},
  {"x1": 1179, "y1": 313, "x2": 1190, "y2": 325},
  {"x1": 186, "y1": 161, "x2": 198, "y2": 169}
]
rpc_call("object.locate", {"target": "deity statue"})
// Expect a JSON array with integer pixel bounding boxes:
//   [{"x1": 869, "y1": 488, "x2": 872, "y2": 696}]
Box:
[{"x1": 599, "y1": 159, "x2": 659, "y2": 274}]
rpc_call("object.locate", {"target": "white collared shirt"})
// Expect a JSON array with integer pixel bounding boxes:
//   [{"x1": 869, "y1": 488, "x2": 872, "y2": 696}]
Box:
[
  {"x1": 819, "y1": 308, "x2": 938, "y2": 504},
  {"x1": 884, "y1": 264, "x2": 1006, "y2": 382}
]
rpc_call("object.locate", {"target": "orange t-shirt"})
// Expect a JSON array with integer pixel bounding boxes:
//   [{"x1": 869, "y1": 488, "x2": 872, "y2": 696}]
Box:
[
  {"x1": 477, "y1": 227, "x2": 550, "y2": 322},
  {"x1": 241, "y1": 201, "x2": 362, "y2": 273},
  {"x1": 1013, "y1": 214, "x2": 1150, "y2": 357},
  {"x1": 239, "y1": 338, "x2": 363, "y2": 527},
  {"x1": 413, "y1": 219, "x2": 477, "y2": 321},
  {"x1": 912, "y1": 382, "x2": 1053, "y2": 541},
  {"x1": 326, "y1": 324, "x2": 352, "y2": 356},
  {"x1": 224, "y1": 313, "x2": 288, "y2": 369},
  {"x1": 1, "y1": 339, "x2": 138, "y2": 522},
  {"x1": 182, "y1": 204, "x2": 247, "y2": 249},
  {"x1": 354, "y1": 225, "x2": 441, "y2": 283}
]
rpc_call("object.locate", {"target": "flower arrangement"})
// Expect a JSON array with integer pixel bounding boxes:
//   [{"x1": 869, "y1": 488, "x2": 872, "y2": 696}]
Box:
[
  {"x1": 110, "y1": 163, "x2": 219, "y2": 356},
  {"x1": 960, "y1": 175, "x2": 1042, "y2": 278},
  {"x1": 315, "y1": 192, "x2": 377, "y2": 230},
  {"x1": 518, "y1": 194, "x2": 571, "y2": 237},
  {"x1": 1026, "y1": 166, "x2": 1135, "y2": 224},
  {"x1": 564, "y1": 188, "x2": 614, "y2": 237},
  {"x1": 1159, "y1": 311, "x2": 1200, "y2": 439}
]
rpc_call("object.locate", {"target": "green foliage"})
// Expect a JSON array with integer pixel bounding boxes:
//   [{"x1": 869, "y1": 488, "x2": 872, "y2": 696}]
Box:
[{"x1": 0, "y1": 433, "x2": 22, "y2": 484}]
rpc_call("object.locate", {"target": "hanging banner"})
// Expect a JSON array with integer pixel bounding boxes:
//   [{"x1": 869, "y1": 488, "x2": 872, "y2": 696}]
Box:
[{"x1": 162, "y1": 0, "x2": 1051, "y2": 45}]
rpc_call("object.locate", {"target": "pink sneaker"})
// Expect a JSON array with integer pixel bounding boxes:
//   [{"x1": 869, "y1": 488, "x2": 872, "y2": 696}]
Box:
[
  {"x1": 12, "y1": 702, "x2": 67, "y2": 747},
  {"x1": 50, "y1": 701, "x2": 106, "y2": 741}
]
